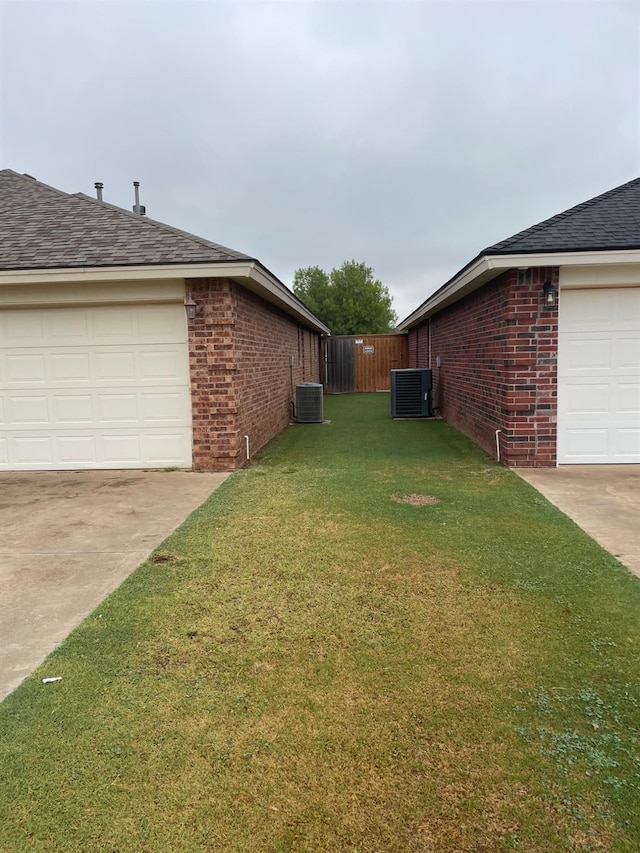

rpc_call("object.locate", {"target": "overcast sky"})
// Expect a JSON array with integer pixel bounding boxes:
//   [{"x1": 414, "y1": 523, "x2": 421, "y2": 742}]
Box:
[{"x1": 1, "y1": 0, "x2": 638, "y2": 321}]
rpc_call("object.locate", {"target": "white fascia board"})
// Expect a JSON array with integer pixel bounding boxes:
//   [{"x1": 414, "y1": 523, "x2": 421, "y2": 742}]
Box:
[
  {"x1": 397, "y1": 256, "x2": 492, "y2": 330},
  {"x1": 0, "y1": 262, "x2": 243, "y2": 285},
  {"x1": 490, "y1": 249, "x2": 640, "y2": 269},
  {"x1": 397, "y1": 249, "x2": 640, "y2": 330},
  {"x1": 0, "y1": 261, "x2": 330, "y2": 335}
]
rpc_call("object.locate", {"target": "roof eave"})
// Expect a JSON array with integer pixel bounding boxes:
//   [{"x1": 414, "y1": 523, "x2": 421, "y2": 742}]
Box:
[
  {"x1": 0, "y1": 260, "x2": 330, "y2": 335},
  {"x1": 487, "y1": 243, "x2": 640, "y2": 255},
  {"x1": 397, "y1": 248, "x2": 640, "y2": 330},
  {"x1": 230, "y1": 261, "x2": 331, "y2": 335}
]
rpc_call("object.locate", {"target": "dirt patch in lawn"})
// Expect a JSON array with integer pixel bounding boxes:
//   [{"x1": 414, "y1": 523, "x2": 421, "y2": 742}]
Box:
[{"x1": 392, "y1": 493, "x2": 440, "y2": 506}]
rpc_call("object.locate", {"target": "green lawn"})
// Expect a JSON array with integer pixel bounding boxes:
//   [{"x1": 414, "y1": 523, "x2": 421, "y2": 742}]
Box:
[{"x1": 1, "y1": 394, "x2": 639, "y2": 852}]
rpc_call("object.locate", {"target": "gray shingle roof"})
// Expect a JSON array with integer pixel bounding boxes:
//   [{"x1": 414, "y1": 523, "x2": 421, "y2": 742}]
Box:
[
  {"x1": 485, "y1": 177, "x2": 640, "y2": 254},
  {"x1": 0, "y1": 170, "x2": 254, "y2": 270},
  {"x1": 397, "y1": 176, "x2": 640, "y2": 330}
]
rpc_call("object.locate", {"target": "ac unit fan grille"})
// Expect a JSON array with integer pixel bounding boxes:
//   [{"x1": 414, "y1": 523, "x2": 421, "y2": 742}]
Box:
[
  {"x1": 394, "y1": 374, "x2": 423, "y2": 415},
  {"x1": 390, "y1": 369, "x2": 433, "y2": 418}
]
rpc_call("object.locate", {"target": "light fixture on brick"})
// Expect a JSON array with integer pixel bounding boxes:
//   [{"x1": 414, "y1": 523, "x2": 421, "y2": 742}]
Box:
[
  {"x1": 542, "y1": 280, "x2": 557, "y2": 307},
  {"x1": 184, "y1": 292, "x2": 201, "y2": 320}
]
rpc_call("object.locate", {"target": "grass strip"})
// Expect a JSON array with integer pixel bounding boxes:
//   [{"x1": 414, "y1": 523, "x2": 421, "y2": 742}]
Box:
[{"x1": 1, "y1": 393, "x2": 639, "y2": 852}]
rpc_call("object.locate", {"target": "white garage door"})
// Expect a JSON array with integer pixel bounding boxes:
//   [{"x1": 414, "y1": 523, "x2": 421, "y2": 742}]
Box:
[
  {"x1": 557, "y1": 287, "x2": 640, "y2": 464},
  {"x1": 0, "y1": 303, "x2": 192, "y2": 470}
]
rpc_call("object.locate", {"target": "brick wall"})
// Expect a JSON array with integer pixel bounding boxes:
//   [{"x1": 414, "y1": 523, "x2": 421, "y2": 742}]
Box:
[
  {"x1": 408, "y1": 328, "x2": 417, "y2": 366},
  {"x1": 187, "y1": 277, "x2": 322, "y2": 470},
  {"x1": 409, "y1": 268, "x2": 558, "y2": 467},
  {"x1": 232, "y1": 283, "x2": 321, "y2": 466},
  {"x1": 501, "y1": 267, "x2": 559, "y2": 466}
]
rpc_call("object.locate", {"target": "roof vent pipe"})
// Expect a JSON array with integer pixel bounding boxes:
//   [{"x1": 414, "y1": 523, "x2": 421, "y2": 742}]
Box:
[
  {"x1": 94, "y1": 182, "x2": 104, "y2": 202},
  {"x1": 132, "y1": 181, "x2": 146, "y2": 216}
]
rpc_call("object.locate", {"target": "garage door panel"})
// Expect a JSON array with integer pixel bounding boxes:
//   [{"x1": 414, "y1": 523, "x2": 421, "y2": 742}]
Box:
[
  {"x1": 0, "y1": 311, "x2": 43, "y2": 342},
  {"x1": 562, "y1": 290, "x2": 611, "y2": 329},
  {"x1": 145, "y1": 433, "x2": 190, "y2": 464},
  {"x1": 90, "y1": 309, "x2": 134, "y2": 341},
  {"x1": 6, "y1": 354, "x2": 46, "y2": 384},
  {"x1": 101, "y1": 433, "x2": 142, "y2": 463},
  {"x1": 558, "y1": 286, "x2": 640, "y2": 463},
  {"x1": 12, "y1": 436, "x2": 53, "y2": 465},
  {"x1": 614, "y1": 382, "x2": 640, "y2": 414},
  {"x1": 618, "y1": 337, "x2": 640, "y2": 370},
  {"x1": 560, "y1": 383, "x2": 610, "y2": 416},
  {"x1": 139, "y1": 350, "x2": 188, "y2": 381},
  {"x1": 3, "y1": 387, "x2": 191, "y2": 429},
  {"x1": 0, "y1": 302, "x2": 192, "y2": 470},
  {"x1": 618, "y1": 428, "x2": 640, "y2": 457},
  {"x1": 90, "y1": 306, "x2": 185, "y2": 344},
  {"x1": 617, "y1": 290, "x2": 640, "y2": 325},
  {"x1": 9, "y1": 395, "x2": 49, "y2": 425},
  {"x1": 94, "y1": 351, "x2": 136, "y2": 382},
  {"x1": 563, "y1": 337, "x2": 611, "y2": 372},
  {"x1": 562, "y1": 288, "x2": 640, "y2": 330},
  {"x1": 559, "y1": 426, "x2": 609, "y2": 461},
  {"x1": 2, "y1": 345, "x2": 189, "y2": 387},
  {"x1": 50, "y1": 353, "x2": 92, "y2": 382},
  {"x1": 0, "y1": 428, "x2": 194, "y2": 469},
  {"x1": 57, "y1": 435, "x2": 97, "y2": 465},
  {"x1": 97, "y1": 394, "x2": 139, "y2": 423},
  {"x1": 0, "y1": 305, "x2": 186, "y2": 346},
  {"x1": 54, "y1": 395, "x2": 94, "y2": 424},
  {"x1": 91, "y1": 350, "x2": 136, "y2": 385},
  {"x1": 48, "y1": 310, "x2": 89, "y2": 340},
  {"x1": 142, "y1": 392, "x2": 190, "y2": 422},
  {"x1": 138, "y1": 305, "x2": 186, "y2": 338}
]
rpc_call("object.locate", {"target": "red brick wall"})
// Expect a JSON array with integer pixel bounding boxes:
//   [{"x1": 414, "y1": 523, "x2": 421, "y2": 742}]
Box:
[
  {"x1": 408, "y1": 328, "x2": 417, "y2": 366},
  {"x1": 187, "y1": 277, "x2": 322, "y2": 470},
  {"x1": 501, "y1": 267, "x2": 558, "y2": 467},
  {"x1": 416, "y1": 322, "x2": 429, "y2": 373},
  {"x1": 232, "y1": 284, "x2": 321, "y2": 465},
  {"x1": 187, "y1": 278, "x2": 238, "y2": 470},
  {"x1": 409, "y1": 268, "x2": 558, "y2": 467}
]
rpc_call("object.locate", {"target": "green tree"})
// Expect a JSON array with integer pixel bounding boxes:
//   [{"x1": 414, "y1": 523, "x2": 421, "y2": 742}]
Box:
[{"x1": 293, "y1": 260, "x2": 397, "y2": 335}]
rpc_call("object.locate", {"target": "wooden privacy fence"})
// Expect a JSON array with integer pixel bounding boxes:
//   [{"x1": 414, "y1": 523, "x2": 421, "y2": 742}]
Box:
[{"x1": 324, "y1": 334, "x2": 408, "y2": 393}]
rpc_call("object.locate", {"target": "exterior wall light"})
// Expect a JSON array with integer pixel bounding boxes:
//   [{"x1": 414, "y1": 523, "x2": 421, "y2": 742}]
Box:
[
  {"x1": 542, "y1": 280, "x2": 557, "y2": 307},
  {"x1": 184, "y1": 293, "x2": 202, "y2": 320}
]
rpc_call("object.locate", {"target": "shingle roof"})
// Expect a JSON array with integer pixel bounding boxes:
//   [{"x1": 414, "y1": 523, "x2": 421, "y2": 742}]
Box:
[
  {"x1": 485, "y1": 177, "x2": 640, "y2": 254},
  {"x1": 0, "y1": 169, "x2": 254, "y2": 270},
  {"x1": 397, "y1": 176, "x2": 640, "y2": 330}
]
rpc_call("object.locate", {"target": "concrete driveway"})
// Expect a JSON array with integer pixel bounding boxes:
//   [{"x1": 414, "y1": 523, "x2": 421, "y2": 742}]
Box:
[
  {"x1": 0, "y1": 470, "x2": 229, "y2": 701},
  {"x1": 517, "y1": 465, "x2": 640, "y2": 578}
]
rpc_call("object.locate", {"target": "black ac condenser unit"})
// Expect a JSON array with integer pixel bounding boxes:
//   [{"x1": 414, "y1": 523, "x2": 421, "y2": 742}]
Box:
[{"x1": 390, "y1": 369, "x2": 433, "y2": 418}]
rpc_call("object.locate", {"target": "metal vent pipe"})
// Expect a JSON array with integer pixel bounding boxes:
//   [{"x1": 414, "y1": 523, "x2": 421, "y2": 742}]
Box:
[{"x1": 132, "y1": 181, "x2": 146, "y2": 215}]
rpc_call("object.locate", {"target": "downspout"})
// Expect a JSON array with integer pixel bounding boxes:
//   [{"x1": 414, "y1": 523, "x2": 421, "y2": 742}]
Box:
[
  {"x1": 322, "y1": 336, "x2": 329, "y2": 387},
  {"x1": 428, "y1": 317, "x2": 432, "y2": 368},
  {"x1": 495, "y1": 429, "x2": 501, "y2": 462},
  {"x1": 289, "y1": 354, "x2": 296, "y2": 420},
  {"x1": 244, "y1": 434, "x2": 250, "y2": 462}
]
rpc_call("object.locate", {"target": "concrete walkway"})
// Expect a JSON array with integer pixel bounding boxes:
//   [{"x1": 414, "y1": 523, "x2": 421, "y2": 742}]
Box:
[
  {"x1": 516, "y1": 465, "x2": 640, "y2": 578},
  {"x1": 0, "y1": 470, "x2": 229, "y2": 701}
]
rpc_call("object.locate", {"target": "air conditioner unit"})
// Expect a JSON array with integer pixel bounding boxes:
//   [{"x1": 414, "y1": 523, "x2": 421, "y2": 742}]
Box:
[
  {"x1": 390, "y1": 369, "x2": 433, "y2": 418},
  {"x1": 296, "y1": 382, "x2": 324, "y2": 423}
]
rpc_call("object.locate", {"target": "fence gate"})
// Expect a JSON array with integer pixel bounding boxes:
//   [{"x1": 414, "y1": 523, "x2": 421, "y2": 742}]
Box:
[
  {"x1": 325, "y1": 336, "x2": 356, "y2": 393},
  {"x1": 324, "y1": 335, "x2": 408, "y2": 393}
]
